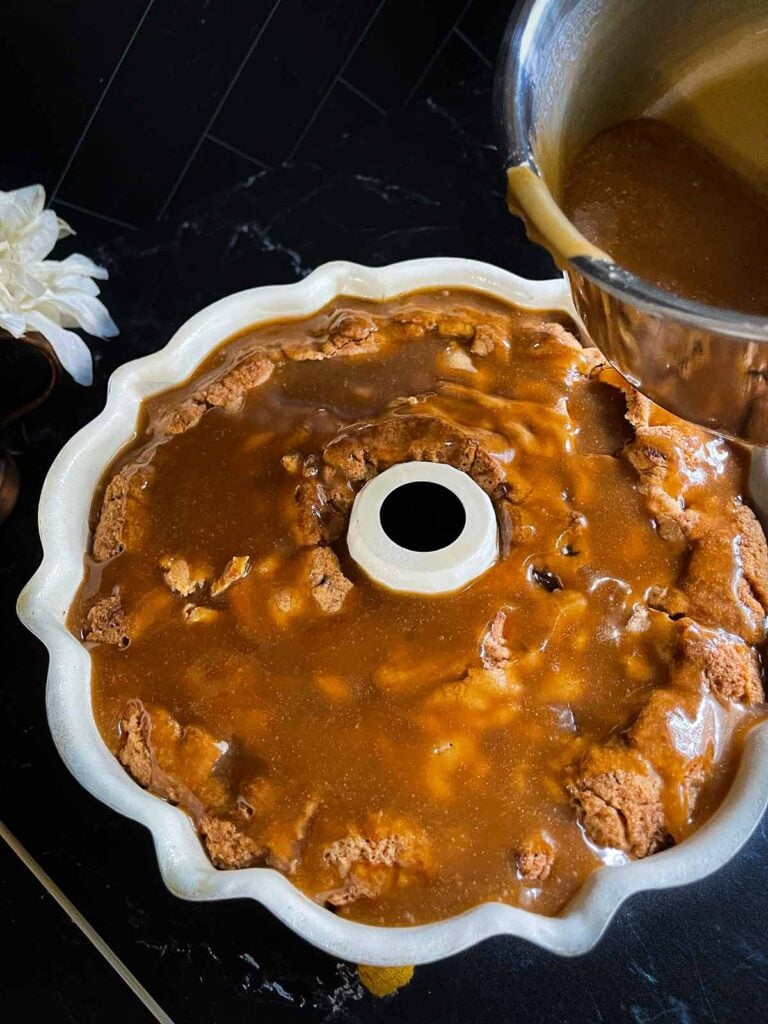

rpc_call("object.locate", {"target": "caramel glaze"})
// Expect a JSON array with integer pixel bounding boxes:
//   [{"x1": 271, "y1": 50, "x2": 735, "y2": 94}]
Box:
[
  {"x1": 561, "y1": 118, "x2": 768, "y2": 315},
  {"x1": 70, "y1": 289, "x2": 768, "y2": 925}
]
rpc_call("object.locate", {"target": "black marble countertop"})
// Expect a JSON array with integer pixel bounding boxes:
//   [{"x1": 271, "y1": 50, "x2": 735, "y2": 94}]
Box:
[{"x1": 2, "y1": 82, "x2": 767, "y2": 1023}]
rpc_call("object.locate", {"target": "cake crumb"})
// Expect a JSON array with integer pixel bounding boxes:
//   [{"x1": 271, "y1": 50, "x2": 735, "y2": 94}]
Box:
[{"x1": 358, "y1": 965, "x2": 414, "y2": 998}]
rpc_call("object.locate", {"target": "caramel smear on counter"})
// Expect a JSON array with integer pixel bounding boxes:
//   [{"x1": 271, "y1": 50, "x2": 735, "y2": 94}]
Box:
[{"x1": 72, "y1": 289, "x2": 768, "y2": 925}]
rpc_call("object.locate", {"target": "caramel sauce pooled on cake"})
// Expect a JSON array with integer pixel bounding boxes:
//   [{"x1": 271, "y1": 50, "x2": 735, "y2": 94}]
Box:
[{"x1": 71, "y1": 289, "x2": 768, "y2": 925}]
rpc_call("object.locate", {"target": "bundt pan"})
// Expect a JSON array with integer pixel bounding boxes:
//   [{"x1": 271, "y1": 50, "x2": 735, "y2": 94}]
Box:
[{"x1": 17, "y1": 259, "x2": 768, "y2": 965}]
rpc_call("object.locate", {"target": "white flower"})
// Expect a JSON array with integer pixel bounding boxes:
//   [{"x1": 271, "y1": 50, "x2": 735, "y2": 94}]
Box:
[{"x1": 0, "y1": 184, "x2": 118, "y2": 385}]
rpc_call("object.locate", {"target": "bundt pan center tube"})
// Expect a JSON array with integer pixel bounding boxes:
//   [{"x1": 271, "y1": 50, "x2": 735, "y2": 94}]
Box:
[{"x1": 347, "y1": 461, "x2": 499, "y2": 594}]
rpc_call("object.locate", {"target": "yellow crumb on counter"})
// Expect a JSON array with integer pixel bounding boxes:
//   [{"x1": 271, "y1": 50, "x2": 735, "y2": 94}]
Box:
[{"x1": 358, "y1": 964, "x2": 414, "y2": 997}]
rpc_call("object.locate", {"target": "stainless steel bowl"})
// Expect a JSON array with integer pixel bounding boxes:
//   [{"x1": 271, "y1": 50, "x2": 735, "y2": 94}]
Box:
[{"x1": 495, "y1": 0, "x2": 768, "y2": 444}]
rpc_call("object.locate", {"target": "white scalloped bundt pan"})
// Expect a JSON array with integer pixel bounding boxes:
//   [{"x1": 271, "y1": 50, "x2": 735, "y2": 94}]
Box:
[{"x1": 17, "y1": 258, "x2": 768, "y2": 965}]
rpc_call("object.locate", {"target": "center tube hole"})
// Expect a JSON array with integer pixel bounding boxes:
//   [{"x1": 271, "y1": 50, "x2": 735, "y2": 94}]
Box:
[{"x1": 379, "y1": 481, "x2": 467, "y2": 552}]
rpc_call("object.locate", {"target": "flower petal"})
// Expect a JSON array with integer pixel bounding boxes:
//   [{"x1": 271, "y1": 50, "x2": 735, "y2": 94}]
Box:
[
  {"x1": 37, "y1": 271, "x2": 100, "y2": 297},
  {"x1": 25, "y1": 310, "x2": 94, "y2": 385},
  {"x1": 38, "y1": 291, "x2": 119, "y2": 338},
  {"x1": 0, "y1": 310, "x2": 26, "y2": 337},
  {"x1": 0, "y1": 259, "x2": 46, "y2": 302},
  {"x1": 0, "y1": 185, "x2": 45, "y2": 235},
  {"x1": 15, "y1": 208, "x2": 61, "y2": 262},
  {"x1": 59, "y1": 252, "x2": 109, "y2": 280},
  {"x1": 29, "y1": 259, "x2": 102, "y2": 295},
  {"x1": 56, "y1": 214, "x2": 75, "y2": 240}
]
